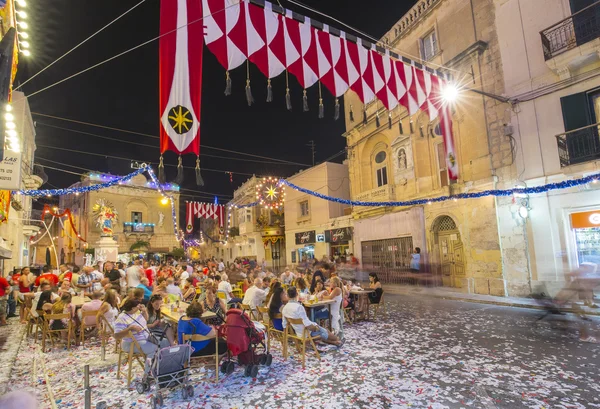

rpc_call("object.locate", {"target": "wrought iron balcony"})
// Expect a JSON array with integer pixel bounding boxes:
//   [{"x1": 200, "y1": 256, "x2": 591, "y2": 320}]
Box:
[
  {"x1": 541, "y1": 1, "x2": 600, "y2": 60},
  {"x1": 123, "y1": 222, "x2": 155, "y2": 234},
  {"x1": 556, "y1": 123, "x2": 600, "y2": 167}
]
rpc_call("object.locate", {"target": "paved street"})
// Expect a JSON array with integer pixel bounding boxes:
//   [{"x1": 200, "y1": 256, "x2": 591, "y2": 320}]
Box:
[{"x1": 4, "y1": 293, "x2": 600, "y2": 408}]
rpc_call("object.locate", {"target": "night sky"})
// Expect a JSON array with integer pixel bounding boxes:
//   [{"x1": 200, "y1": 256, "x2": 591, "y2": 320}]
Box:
[{"x1": 16, "y1": 0, "x2": 416, "y2": 202}]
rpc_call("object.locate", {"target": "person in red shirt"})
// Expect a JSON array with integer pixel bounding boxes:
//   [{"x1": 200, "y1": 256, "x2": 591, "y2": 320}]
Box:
[
  {"x1": 35, "y1": 266, "x2": 59, "y2": 288},
  {"x1": 143, "y1": 261, "x2": 154, "y2": 287},
  {"x1": 0, "y1": 273, "x2": 10, "y2": 325},
  {"x1": 59, "y1": 264, "x2": 72, "y2": 282}
]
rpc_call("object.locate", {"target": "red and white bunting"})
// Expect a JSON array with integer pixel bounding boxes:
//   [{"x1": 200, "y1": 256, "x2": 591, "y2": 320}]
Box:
[
  {"x1": 186, "y1": 202, "x2": 225, "y2": 233},
  {"x1": 202, "y1": 0, "x2": 458, "y2": 180}
]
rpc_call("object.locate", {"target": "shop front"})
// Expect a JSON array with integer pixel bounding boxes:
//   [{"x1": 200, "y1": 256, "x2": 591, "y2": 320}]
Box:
[
  {"x1": 570, "y1": 210, "x2": 600, "y2": 265},
  {"x1": 324, "y1": 227, "x2": 353, "y2": 259},
  {"x1": 294, "y1": 230, "x2": 316, "y2": 263}
]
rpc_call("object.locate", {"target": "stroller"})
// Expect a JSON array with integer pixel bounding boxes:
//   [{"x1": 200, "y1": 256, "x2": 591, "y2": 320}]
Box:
[
  {"x1": 136, "y1": 326, "x2": 194, "y2": 409},
  {"x1": 221, "y1": 308, "x2": 272, "y2": 377}
]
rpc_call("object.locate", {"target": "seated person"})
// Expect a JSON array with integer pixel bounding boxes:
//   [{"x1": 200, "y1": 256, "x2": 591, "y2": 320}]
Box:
[
  {"x1": 268, "y1": 286, "x2": 287, "y2": 331},
  {"x1": 368, "y1": 273, "x2": 383, "y2": 304},
  {"x1": 166, "y1": 277, "x2": 183, "y2": 299},
  {"x1": 146, "y1": 294, "x2": 175, "y2": 345},
  {"x1": 242, "y1": 278, "x2": 267, "y2": 312},
  {"x1": 217, "y1": 274, "x2": 242, "y2": 306},
  {"x1": 136, "y1": 278, "x2": 153, "y2": 302},
  {"x1": 310, "y1": 279, "x2": 330, "y2": 321},
  {"x1": 58, "y1": 279, "x2": 76, "y2": 296},
  {"x1": 178, "y1": 302, "x2": 227, "y2": 357},
  {"x1": 181, "y1": 278, "x2": 196, "y2": 302},
  {"x1": 79, "y1": 291, "x2": 104, "y2": 326},
  {"x1": 282, "y1": 287, "x2": 342, "y2": 347},
  {"x1": 120, "y1": 288, "x2": 145, "y2": 310},
  {"x1": 202, "y1": 286, "x2": 226, "y2": 326},
  {"x1": 114, "y1": 299, "x2": 169, "y2": 373}
]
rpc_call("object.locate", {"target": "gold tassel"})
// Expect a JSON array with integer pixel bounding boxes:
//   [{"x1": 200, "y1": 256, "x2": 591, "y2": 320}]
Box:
[{"x1": 224, "y1": 71, "x2": 232, "y2": 96}]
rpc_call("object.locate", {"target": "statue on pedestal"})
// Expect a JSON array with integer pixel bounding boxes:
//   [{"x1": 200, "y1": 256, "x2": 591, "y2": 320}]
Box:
[{"x1": 93, "y1": 199, "x2": 118, "y2": 237}]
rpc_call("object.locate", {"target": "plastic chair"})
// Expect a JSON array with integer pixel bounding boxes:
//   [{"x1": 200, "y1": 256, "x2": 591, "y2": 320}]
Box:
[
  {"x1": 182, "y1": 333, "x2": 221, "y2": 383},
  {"x1": 283, "y1": 317, "x2": 321, "y2": 368},
  {"x1": 42, "y1": 313, "x2": 74, "y2": 352},
  {"x1": 117, "y1": 331, "x2": 147, "y2": 388}
]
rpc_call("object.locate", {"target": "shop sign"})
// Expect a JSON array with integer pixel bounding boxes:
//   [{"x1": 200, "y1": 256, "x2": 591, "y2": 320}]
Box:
[
  {"x1": 0, "y1": 151, "x2": 22, "y2": 190},
  {"x1": 324, "y1": 227, "x2": 353, "y2": 243},
  {"x1": 571, "y1": 210, "x2": 600, "y2": 229},
  {"x1": 316, "y1": 234, "x2": 325, "y2": 242},
  {"x1": 295, "y1": 230, "x2": 315, "y2": 245}
]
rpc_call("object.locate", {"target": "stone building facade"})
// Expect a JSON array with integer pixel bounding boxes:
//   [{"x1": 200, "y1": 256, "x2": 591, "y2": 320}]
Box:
[
  {"x1": 58, "y1": 173, "x2": 181, "y2": 265},
  {"x1": 344, "y1": 0, "x2": 515, "y2": 295}
]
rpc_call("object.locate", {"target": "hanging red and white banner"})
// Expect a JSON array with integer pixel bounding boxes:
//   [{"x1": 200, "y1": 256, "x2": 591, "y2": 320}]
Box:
[
  {"x1": 159, "y1": 0, "x2": 203, "y2": 155},
  {"x1": 186, "y1": 202, "x2": 225, "y2": 233},
  {"x1": 202, "y1": 0, "x2": 458, "y2": 180}
]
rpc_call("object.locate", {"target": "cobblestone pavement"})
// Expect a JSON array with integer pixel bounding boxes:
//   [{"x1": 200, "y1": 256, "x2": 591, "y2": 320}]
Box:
[{"x1": 2, "y1": 294, "x2": 600, "y2": 408}]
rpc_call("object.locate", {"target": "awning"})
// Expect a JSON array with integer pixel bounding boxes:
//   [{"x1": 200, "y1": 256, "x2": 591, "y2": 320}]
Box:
[{"x1": 0, "y1": 237, "x2": 12, "y2": 259}]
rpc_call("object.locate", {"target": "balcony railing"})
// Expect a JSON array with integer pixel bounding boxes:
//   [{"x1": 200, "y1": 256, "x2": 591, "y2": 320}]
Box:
[
  {"x1": 541, "y1": 1, "x2": 600, "y2": 60},
  {"x1": 556, "y1": 123, "x2": 600, "y2": 167},
  {"x1": 354, "y1": 185, "x2": 396, "y2": 202},
  {"x1": 123, "y1": 222, "x2": 155, "y2": 234}
]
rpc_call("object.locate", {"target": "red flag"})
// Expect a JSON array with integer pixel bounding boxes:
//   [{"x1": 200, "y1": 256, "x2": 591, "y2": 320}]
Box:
[{"x1": 159, "y1": 0, "x2": 203, "y2": 155}]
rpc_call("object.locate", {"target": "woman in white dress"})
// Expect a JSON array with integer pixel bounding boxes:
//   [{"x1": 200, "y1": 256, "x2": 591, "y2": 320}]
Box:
[{"x1": 323, "y1": 277, "x2": 344, "y2": 336}]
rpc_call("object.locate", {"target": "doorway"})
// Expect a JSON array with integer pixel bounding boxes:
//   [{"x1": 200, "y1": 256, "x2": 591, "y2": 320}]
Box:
[{"x1": 433, "y1": 215, "x2": 465, "y2": 287}]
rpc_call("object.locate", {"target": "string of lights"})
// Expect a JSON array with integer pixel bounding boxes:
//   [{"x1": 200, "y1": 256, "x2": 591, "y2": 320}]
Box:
[{"x1": 280, "y1": 173, "x2": 600, "y2": 207}]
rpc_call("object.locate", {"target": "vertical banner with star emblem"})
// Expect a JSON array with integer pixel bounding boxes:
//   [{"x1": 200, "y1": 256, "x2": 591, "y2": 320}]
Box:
[{"x1": 159, "y1": 0, "x2": 204, "y2": 184}]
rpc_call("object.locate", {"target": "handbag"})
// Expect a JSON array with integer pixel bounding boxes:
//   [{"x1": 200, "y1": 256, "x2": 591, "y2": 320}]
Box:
[{"x1": 124, "y1": 313, "x2": 166, "y2": 345}]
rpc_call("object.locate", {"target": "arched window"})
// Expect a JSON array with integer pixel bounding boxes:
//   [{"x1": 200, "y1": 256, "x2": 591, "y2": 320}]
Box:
[{"x1": 374, "y1": 150, "x2": 388, "y2": 187}]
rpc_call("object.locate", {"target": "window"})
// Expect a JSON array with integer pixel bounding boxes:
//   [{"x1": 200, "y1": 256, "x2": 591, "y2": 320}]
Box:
[
  {"x1": 374, "y1": 150, "x2": 388, "y2": 187},
  {"x1": 299, "y1": 200, "x2": 310, "y2": 217},
  {"x1": 436, "y1": 143, "x2": 449, "y2": 188},
  {"x1": 131, "y1": 212, "x2": 142, "y2": 223},
  {"x1": 376, "y1": 167, "x2": 388, "y2": 187},
  {"x1": 421, "y1": 30, "x2": 438, "y2": 61},
  {"x1": 237, "y1": 208, "x2": 252, "y2": 223}
]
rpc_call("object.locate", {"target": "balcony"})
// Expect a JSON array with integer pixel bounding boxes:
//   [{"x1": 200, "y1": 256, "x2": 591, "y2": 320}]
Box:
[
  {"x1": 354, "y1": 185, "x2": 396, "y2": 203},
  {"x1": 541, "y1": 2, "x2": 600, "y2": 73},
  {"x1": 556, "y1": 123, "x2": 600, "y2": 167},
  {"x1": 123, "y1": 222, "x2": 155, "y2": 237}
]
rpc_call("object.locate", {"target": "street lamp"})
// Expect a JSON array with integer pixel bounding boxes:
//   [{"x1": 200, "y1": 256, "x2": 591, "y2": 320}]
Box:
[{"x1": 442, "y1": 83, "x2": 459, "y2": 103}]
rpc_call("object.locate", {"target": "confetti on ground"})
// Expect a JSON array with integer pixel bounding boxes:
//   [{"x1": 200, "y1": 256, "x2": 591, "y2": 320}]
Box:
[{"x1": 1, "y1": 294, "x2": 600, "y2": 408}]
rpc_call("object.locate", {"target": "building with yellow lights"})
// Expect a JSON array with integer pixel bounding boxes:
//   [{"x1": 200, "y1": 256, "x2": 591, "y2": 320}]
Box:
[{"x1": 57, "y1": 173, "x2": 181, "y2": 265}]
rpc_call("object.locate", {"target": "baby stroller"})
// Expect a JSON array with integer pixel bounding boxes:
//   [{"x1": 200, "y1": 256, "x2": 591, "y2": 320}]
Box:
[
  {"x1": 136, "y1": 327, "x2": 194, "y2": 409},
  {"x1": 221, "y1": 308, "x2": 272, "y2": 377}
]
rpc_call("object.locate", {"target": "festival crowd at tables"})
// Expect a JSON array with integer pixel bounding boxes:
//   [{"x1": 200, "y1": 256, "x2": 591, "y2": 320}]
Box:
[{"x1": 0, "y1": 255, "x2": 384, "y2": 377}]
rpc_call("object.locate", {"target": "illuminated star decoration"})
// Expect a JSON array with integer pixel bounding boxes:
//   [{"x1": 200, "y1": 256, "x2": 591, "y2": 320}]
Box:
[
  {"x1": 256, "y1": 177, "x2": 285, "y2": 209},
  {"x1": 168, "y1": 105, "x2": 193, "y2": 134}
]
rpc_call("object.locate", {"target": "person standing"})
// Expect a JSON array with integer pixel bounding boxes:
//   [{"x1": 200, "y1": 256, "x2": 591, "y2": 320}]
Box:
[
  {"x1": 18, "y1": 267, "x2": 33, "y2": 323},
  {"x1": 217, "y1": 259, "x2": 225, "y2": 272},
  {"x1": 143, "y1": 261, "x2": 154, "y2": 288},
  {"x1": 410, "y1": 247, "x2": 421, "y2": 272},
  {"x1": 126, "y1": 260, "x2": 142, "y2": 290},
  {"x1": 35, "y1": 265, "x2": 59, "y2": 288}
]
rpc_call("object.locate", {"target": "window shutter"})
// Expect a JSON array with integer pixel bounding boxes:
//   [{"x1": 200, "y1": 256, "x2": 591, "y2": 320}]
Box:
[{"x1": 560, "y1": 91, "x2": 592, "y2": 131}]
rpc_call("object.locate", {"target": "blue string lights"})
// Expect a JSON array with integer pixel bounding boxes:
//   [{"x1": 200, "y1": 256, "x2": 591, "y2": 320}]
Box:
[
  {"x1": 15, "y1": 167, "x2": 147, "y2": 197},
  {"x1": 280, "y1": 173, "x2": 600, "y2": 207}
]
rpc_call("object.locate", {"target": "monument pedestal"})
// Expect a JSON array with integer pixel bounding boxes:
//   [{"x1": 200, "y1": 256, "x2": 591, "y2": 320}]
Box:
[{"x1": 95, "y1": 236, "x2": 119, "y2": 263}]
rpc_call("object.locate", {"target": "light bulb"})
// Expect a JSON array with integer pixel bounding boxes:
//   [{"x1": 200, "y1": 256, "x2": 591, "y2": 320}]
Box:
[
  {"x1": 21, "y1": 41, "x2": 29, "y2": 48},
  {"x1": 17, "y1": 11, "x2": 27, "y2": 18},
  {"x1": 6, "y1": 130, "x2": 16, "y2": 138},
  {"x1": 22, "y1": 49, "x2": 30, "y2": 56},
  {"x1": 6, "y1": 122, "x2": 15, "y2": 129},
  {"x1": 18, "y1": 22, "x2": 28, "y2": 29},
  {"x1": 18, "y1": 32, "x2": 28, "y2": 39},
  {"x1": 5, "y1": 113, "x2": 13, "y2": 121},
  {"x1": 16, "y1": 0, "x2": 26, "y2": 7},
  {"x1": 5, "y1": 104, "x2": 12, "y2": 112}
]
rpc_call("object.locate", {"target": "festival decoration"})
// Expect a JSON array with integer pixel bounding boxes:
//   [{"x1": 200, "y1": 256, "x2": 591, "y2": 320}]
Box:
[
  {"x1": 281, "y1": 173, "x2": 600, "y2": 207},
  {"x1": 31, "y1": 204, "x2": 87, "y2": 244},
  {"x1": 159, "y1": 0, "x2": 204, "y2": 186},
  {"x1": 92, "y1": 199, "x2": 118, "y2": 237},
  {"x1": 185, "y1": 201, "x2": 225, "y2": 233},
  {"x1": 0, "y1": 190, "x2": 10, "y2": 222},
  {"x1": 256, "y1": 176, "x2": 285, "y2": 209},
  {"x1": 202, "y1": 0, "x2": 458, "y2": 180}
]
